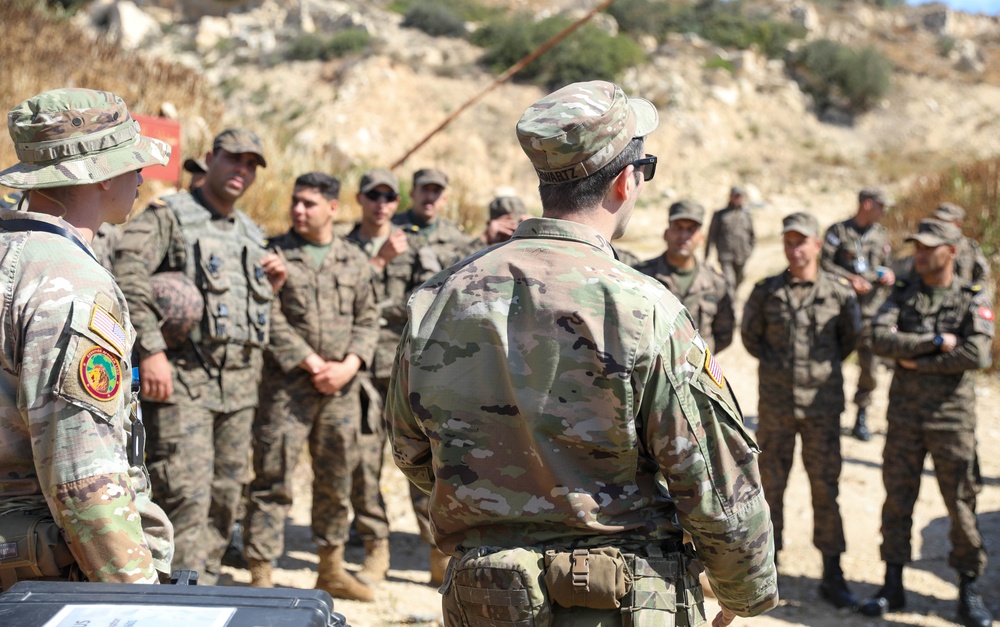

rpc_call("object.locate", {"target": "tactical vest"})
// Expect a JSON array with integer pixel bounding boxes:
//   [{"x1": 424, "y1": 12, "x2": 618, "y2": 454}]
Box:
[{"x1": 161, "y1": 193, "x2": 272, "y2": 349}]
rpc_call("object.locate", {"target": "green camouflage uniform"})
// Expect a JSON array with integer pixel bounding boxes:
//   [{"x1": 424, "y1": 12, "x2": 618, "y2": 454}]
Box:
[
  {"x1": 391, "y1": 209, "x2": 468, "y2": 273},
  {"x1": 633, "y1": 256, "x2": 734, "y2": 354},
  {"x1": 243, "y1": 231, "x2": 380, "y2": 561},
  {"x1": 741, "y1": 270, "x2": 860, "y2": 555},
  {"x1": 871, "y1": 277, "x2": 993, "y2": 577},
  {"x1": 387, "y1": 217, "x2": 778, "y2": 619},
  {"x1": 113, "y1": 187, "x2": 273, "y2": 583},
  {"x1": 705, "y1": 205, "x2": 754, "y2": 294},
  {"x1": 821, "y1": 218, "x2": 893, "y2": 411}
]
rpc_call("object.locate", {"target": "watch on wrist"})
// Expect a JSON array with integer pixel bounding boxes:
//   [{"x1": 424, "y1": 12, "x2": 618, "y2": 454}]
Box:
[{"x1": 932, "y1": 334, "x2": 944, "y2": 348}]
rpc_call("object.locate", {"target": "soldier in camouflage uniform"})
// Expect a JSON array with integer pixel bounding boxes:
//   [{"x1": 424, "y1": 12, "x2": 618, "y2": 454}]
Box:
[
  {"x1": 392, "y1": 168, "x2": 468, "y2": 271},
  {"x1": 862, "y1": 219, "x2": 994, "y2": 627},
  {"x1": 243, "y1": 172, "x2": 380, "y2": 601},
  {"x1": 452, "y1": 193, "x2": 530, "y2": 261},
  {"x1": 933, "y1": 203, "x2": 991, "y2": 287},
  {"x1": 634, "y1": 199, "x2": 734, "y2": 354},
  {"x1": 387, "y1": 80, "x2": 777, "y2": 627},
  {"x1": 742, "y1": 212, "x2": 862, "y2": 610},
  {"x1": 0, "y1": 88, "x2": 173, "y2": 586},
  {"x1": 113, "y1": 128, "x2": 286, "y2": 584},
  {"x1": 821, "y1": 187, "x2": 896, "y2": 442},
  {"x1": 705, "y1": 186, "x2": 755, "y2": 297}
]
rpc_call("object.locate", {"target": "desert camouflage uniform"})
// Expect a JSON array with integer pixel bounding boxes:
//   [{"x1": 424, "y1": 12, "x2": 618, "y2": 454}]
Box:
[
  {"x1": 392, "y1": 209, "x2": 468, "y2": 273},
  {"x1": 633, "y1": 256, "x2": 734, "y2": 353},
  {"x1": 821, "y1": 219, "x2": 893, "y2": 412},
  {"x1": 0, "y1": 209, "x2": 173, "y2": 585},
  {"x1": 741, "y1": 270, "x2": 860, "y2": 555},
  {"x1": 871, "y1": 278, "x2": 993, "y2": 577},
  {"x1": 705, "y1": 205, "x2": 754, "y2": 294},
  {"x1": 243, "y1": 231, "x2": 380, "y2": 561},
  {"x1": 388, "y1": 218, "x2": 778, "y2": 621},
  {"x1": 113, "y1": 187, "x2": 273, "y2": 583}
]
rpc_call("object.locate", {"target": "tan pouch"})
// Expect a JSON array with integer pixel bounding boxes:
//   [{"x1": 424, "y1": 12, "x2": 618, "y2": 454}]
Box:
[
  {"x1": 543, "y1": 547, "x2": 630, "y2": 610},
  {"x1": 0, "y1": 509, "x2": 76, "y2": 590}
]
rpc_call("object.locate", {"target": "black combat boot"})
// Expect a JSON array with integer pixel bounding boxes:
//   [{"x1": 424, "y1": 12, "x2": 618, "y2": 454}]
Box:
[
  {"x1": 818, "y1": 553, "x2": 858, "y2": 609},
  {"x1": 859, "y1": 563, "x2": 906, "y2": 616},
  {"x1": 852, "y1": 409, "x2": 871, "y2": 441},
  {"x1": 958, "y1": 575, "x2": 993, "y2": 627}
]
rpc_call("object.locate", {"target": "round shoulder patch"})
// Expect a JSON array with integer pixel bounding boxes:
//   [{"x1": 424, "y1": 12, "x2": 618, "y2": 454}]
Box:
[{"x1": 79, "y1": 346, "x2": 123, "y2": 402}]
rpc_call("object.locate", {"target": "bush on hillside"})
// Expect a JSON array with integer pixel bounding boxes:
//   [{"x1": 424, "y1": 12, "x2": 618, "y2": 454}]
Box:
[
  {"x1": 401, "y1": 2, "x2": 468, "y2": 38},
  {"x1": 471, "y1": 14, "x2": 645, "y2": 90},
  {"x1": 286, "y1": 29, "x2": 371, "y2": 62},
  {"x1": 789, "y1": 39, "x2": 892, "y2": 114},
  {"x1": 390, "y1": 0, "x2": 497, "y2": 22}
]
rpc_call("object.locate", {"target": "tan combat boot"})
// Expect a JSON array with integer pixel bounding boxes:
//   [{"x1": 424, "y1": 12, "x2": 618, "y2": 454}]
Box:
[
  {"x1": 315, "y1": 544, "x2": 375, "y2": 602},
  {"x1": 248, "y1": 558, "x2": 273, "y2": 588},
  {"x1": 429, "y1": 546, "x2": 451, "y2": 586},
  {"x1": 357, "y1": 538, "x2": 390, "y2": 585}
]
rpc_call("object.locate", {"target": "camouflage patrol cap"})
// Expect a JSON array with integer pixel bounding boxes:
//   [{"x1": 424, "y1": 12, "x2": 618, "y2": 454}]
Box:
[
  {"x1": 516, "y1": 80, "x2": 658, "y2": 185},
  {"x1": 212, "y1": 128, "x2": 267, "y2": 167},
  {"x1": 859, "y1": 187, "x2": 894, "y2": 207},
  {"x1": 359, "y1": 168, "x2": 399, "y2": 193},
  {"x1": 782, "y1": 211, "x2": 819, "y2": 238},
  {"x1": 906, "y1": 218, "x2": 961, "y2": 247},
  {"x1": 0, "y1": 88, "x2": 170, "y2": 190},
  {"x1": 488, "y1": 195, "x2": 526, "y2": 220},
  {"x1": 668, "y1": 199, "x2": 704, "y2": 225},
  {"x1": 933, "y1": 202, "x2": 965, "y2": 223},
  {"x1": 413, "y1": 167, "x2": 448, "y2": 189},
  {"x1": 183, "y1": 156, "x2": 207, "y2": 174}
]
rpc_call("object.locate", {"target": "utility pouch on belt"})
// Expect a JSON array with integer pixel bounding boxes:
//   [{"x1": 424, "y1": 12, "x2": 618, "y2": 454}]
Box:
[
  {"x1": 621, "y1": 550, "x2": 706, "y2": 627},
  {"x1": 0, "y1": 510, "x2": 76, "y2": 591},
  {"x1": 543, "y1": 547, "x2": 630, "y2": 610},
  {"x1": 445, "y1": 546, "x2": 552, "y2": 627}
]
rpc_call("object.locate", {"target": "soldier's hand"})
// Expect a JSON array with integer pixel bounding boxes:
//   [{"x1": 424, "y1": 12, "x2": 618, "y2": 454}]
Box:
[
  {"x1": 483, "y1": 214, "x2": 518, "y2": 245},
  {"x1": 712, "y1": 605, "x2": 737, "y2": 627},
  {"x1": 140, "y1": 352, "x2": 173, "y2": 401},
  {"x1": 262, "y1": 253, "x2": 287, "y2": 293},
  {"x1": 849, "y1": 274, "x2": 872, "y2": 295},
  {"x1": 377, "y1": 230, "x2": 409, "y2": 264},
  {"x1": 878, "y1": 268, "x2": 896, "y2": 285},
  {"x1": 311, "y1": 354, "x2": 362, "y2": 395},
  {"x1": 940, "y1": 333, "x2": 958, "y2": 352},
  {"x1": 897, "y1": 358, "x2": 917, "y2": 370}
]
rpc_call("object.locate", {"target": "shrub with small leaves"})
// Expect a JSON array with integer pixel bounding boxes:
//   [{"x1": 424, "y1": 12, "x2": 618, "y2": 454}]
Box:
[
  {"x1": 286, "y1": 29, "x2": 371, "y2": 61},
  {"x1": 789, "y1": 38, "x2": 892, "y2": 114},
  {"x1": 401, "y1": 2, "x2": 468, "y2": 38}
]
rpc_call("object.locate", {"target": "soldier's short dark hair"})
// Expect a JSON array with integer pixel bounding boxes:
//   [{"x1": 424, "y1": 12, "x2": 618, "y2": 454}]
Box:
[
  {"x1": 538, "y1": 137, "x2": 644, "y2": 215},
  {"x1": 294, "y1": 172, "x2": 340, "y2": 200}
]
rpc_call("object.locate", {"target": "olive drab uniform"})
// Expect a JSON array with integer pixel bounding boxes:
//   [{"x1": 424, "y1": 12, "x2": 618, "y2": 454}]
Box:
[
  {"x1": 871, "y1": 278, "x2": 993, "y2": 577},
  {"x1": 113, "y1": 188, "x2": 273, "y2": 584},
  {"x1": 633, "y1": 256, "x2": 735, "y2": 354},
  {"x1": 741, "y1": 270, "x2": 860, "y2": 555},
  {"x1": 705, "y1": 204, "x2": 754, "y2": 295},
  {"x1": 820, "y1": 219, "x2": 892, "y2": 413}
]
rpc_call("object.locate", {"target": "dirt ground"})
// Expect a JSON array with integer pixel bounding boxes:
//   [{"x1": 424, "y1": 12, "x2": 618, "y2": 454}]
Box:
[{"x1": 220, "y1": 204, "x2": 1000, "y2": 626}]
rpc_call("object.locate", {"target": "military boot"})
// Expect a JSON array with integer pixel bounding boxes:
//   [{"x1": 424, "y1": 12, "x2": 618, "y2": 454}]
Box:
[
  {"x1": 852, "y1": 409, "x2": 871, "y2": 441},
  {"x1": 248, "y1": 558, "x2": 273, "y2": 588},
  {"x1": 429, "y1": 546, "x2": 451, "y2": 587},
  {"x1": 315, "y1": 544, "x2": 375, "y2": 602},
  {"x1": 859, "y1": 563, "x2": 906, "y2": 616},
  {"x1": 958, "y1": 575, "x2": 994, "y2": 627},
  {"x1": 818, "y1": 554, "x2": 858, "y2": 609},
  {"x1": 357, "y1": 538, "x2": 390, "y2": 585}
]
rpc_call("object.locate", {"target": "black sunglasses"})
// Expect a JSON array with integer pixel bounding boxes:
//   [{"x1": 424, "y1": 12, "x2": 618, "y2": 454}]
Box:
[
  {"x1": 364, "y1": 189, "x2": 399, "y2": 202},
  {"x1": 632, "y1": 154, "x2": 657, "y2": 182}
]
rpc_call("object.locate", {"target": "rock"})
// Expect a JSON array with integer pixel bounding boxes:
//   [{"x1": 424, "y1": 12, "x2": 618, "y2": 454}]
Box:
[
  {"x1": 922, "y1": 7, "x2": 952, "y2": 35},
  {"x1": 195, "y1": 15, "x2": 231, "y2": 52},
  {"x1": 93, "y1": 1, "x2": 162, "y2": 49},
  {"x1": 952, "y1": 39, "x2": 985, "y2": 73},
  {"x1": 790, "y1": 3, "x2": 820, "y2": 33}
]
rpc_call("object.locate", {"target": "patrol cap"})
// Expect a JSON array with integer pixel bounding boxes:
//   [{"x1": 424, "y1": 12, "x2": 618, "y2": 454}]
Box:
[
  {"x1": 730, "y1": 186, "x2": 745, "y2": 196},
  {"x1": 859, "y1": 187, "x2": 894, "y2": 207},
  {"x1": 488, "y1": 195, "x2": 526, "y2": 220},
  {"x1": 183, "y1": 156, "x2": 207, "y2": 174},
  {"x1": 212, "y1": 128, "x2": 267, "y2": 167},
  {"x1": 905, "y1": 218, "x2": 961, "y2": 247},
  {"x1": 0, "y1": 88, "x2": 170, "y2": 190},
  {"x1": 359, "y1": 168, "x2": 399, "y2": 194},
  {"x1": 933, "y1": 202, "x2": 965, "y2": 223},
  {"x1": 413, "y1": 167, "x2": 448, "y2": 189},
  {"x1": 782, "y1": 211, "x2": 819, "y2": 238},
  {"x1": 668, "y1": 199, "x2": 704, "y2": 225},
  {"x1": 516, "y1": 80, "x2": 658, "y2": 185}
]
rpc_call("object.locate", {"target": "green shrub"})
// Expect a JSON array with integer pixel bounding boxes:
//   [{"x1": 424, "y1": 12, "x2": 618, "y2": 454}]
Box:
[
  {"x1": 471, "y1": 14, "x2": 645, "y2": 90},
  {"x1": 401, "y1": 2, "x2": 469, "y2": 38},
  {"x1": 705, "y1": 55, "x2": 734, "y2": 73},
  {"x1": 391, "y1": 0, "x2": 497, "y2": 22},
  {"x1": 789, "y1": 39, "x2": 892, "y2": 113},
  {"x1": 286, "y1": 29, "x2": 371, "y2": 61}
]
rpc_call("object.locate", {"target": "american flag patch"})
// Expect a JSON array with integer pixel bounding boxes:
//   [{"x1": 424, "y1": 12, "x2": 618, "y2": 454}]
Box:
[
  {"x1": 90, "y1": 305, "x2": 127, "y2": 357},
  {"x1": 704, "y1": 348, "x2": 724, "y2": 388}
]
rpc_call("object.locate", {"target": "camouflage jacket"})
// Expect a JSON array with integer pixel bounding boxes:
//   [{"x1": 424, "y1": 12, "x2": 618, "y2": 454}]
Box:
[
  {"x1": 705, "y1": 205, "x2": 755, "y2": 264},
  {"x1": 0, "y1": 209, "x2": 173, "y2": 583},
  {"x1": 345, "y1": 224, "x2": 437, "y2": 380},
  {"x1": 742, "y1": 270, "x2": 861, "y2": 420},
  {"x1": 265, "y1": 230, "x2": 378, "y2": 375},
  {"x1": 633, "y1": 256, "x2": 734, "y2": 353},
  {"x1": 387, "y1": 217, "x2": 778, "y2": 617},
  {"x1": 821, "y1": 218, "x2": 892, "y2": 317},
  {"x1": 91, "y1": 222, "x2": 121, "y2": 274},
  {"x1": 872, "y1": 278, "x2": 994, "y2": 430},
  {"x1": 391, "y1": 210, "x2": 468, "y2": 272}
]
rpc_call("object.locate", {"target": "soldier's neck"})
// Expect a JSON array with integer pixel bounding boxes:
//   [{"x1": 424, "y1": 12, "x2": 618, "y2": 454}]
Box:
[
  {"x1": 922, "y1": 268, "x2": 954, "y2": 287},
  {"x1": 198, "y1": 185, "x2": 236, "y2": 217},
  {"x1": 359, "y1": 220, "x2": 391, "y2": 240},
  {"x1": 665, "y1": 251, "x2": 695, "y2": 270},
  {"x1": 789, "y1": 262, "x2": 819, "y2": 282},
  {"x1": 28, "y1": 190, "x2": 99, "y2": 243}
]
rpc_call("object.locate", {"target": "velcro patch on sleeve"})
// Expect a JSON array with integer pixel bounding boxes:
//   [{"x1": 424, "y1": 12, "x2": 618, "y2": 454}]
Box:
[
  {"x1": 55, "y1": 336, "x2": 126, "y2": 422},
  {"x1": 704, "y1": 348, "x2": 725, "y2": 388},
  {"x1": 89, "y1": 304, "x2": 127, "y2": 358}
]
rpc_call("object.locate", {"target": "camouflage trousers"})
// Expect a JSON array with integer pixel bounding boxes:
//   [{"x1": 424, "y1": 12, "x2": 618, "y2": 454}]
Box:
[
  {"x1": 144, "y1": 397, "x2": 255, "y2": 585},
  {"x1": 244, "y1": 372, "x2": 388, "y2": 562},
  {"x1": 853, "y1": 320, "x2": 878, "y2": 410},
  {"x1": 719, "y1": 259, "x2": 747, "y2": 297},
  {"x1": 880, "y1": 424, "x2": 986, "y2": 577},
  {"x1": 756, "y1": 411, "x2": 846, "y2": 556}
]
